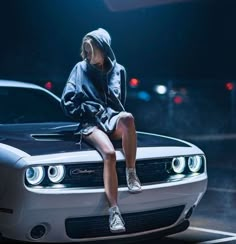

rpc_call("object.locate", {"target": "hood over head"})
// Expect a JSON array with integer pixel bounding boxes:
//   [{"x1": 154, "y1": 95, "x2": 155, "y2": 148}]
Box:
[{"x1": 84, "y1": 28, "x2": 116, "y2": 68}]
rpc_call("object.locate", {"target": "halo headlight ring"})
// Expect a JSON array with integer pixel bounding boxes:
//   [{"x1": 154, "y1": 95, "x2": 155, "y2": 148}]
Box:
[
  {"x1": 188, "y1": 155, "x2": 203, "y2": 173},
  {"x1": 26, "y1": 166, "x2": 45, "y2": 185},
  {"x1": 48, "y1": 165, "x2": 66, "y2": 183},
  {"x1": 171, "y1": 157, "x2": 186, "y2": 174}
]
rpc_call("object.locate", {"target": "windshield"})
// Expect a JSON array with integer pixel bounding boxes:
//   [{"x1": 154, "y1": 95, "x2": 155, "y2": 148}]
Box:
[{"x1": 0, "y1": 87, "x2": 69, "y2": 124}]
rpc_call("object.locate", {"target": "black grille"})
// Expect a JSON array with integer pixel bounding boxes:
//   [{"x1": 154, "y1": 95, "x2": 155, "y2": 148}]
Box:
[
  {"x1": 65, "y1": 205, "x2": 185, "y2": 239},
  {"x1": 63, "y1": 158, "x2": 171, "y2": 187}
]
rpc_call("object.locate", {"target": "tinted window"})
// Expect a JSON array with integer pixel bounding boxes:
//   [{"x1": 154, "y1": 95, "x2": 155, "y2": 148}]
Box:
[{"x1": 0, "y1": 87, "x2": 69, "y2": 123}]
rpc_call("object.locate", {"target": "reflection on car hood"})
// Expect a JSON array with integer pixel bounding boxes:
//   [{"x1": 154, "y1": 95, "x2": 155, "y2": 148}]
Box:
[{"x1": 0, "y1": 122, "x2": 190, "y2": 156}]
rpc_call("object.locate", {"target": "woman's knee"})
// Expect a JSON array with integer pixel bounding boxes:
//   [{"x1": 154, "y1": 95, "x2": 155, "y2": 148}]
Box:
[
  {"x1": 102, "y1": 148, "x2": 116, "y2": 162},
  {"x1": 119, "y1": 112, "x2": 135, "y2": 128}
]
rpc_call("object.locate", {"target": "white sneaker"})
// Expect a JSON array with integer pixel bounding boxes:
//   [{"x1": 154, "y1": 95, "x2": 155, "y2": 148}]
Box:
[
  {"x1": 109, "y1": 206, "x2": 126, "y2": 233},
  {"x1": 126, "y1": 168, "x2": 142, "y2": 193}
]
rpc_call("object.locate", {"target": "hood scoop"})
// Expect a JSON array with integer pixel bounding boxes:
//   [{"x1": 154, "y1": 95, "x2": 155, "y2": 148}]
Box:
[{"x1": 31, "y1": 133, "x2": 81, "y2": 142}]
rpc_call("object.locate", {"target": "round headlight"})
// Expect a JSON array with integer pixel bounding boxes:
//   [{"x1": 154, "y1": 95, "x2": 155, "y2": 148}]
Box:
[
  {"x1": 48, "y1": 165, "x2": 65, "y2": 183},
  {"x1": 26, "y1": 166, "x2": 45, "y2": 185},
  {"x1": 188, "y1": 155, "x2": 202, "y2": 173},
  {"x1": 172, "y1": 157, "x2": 186, "y2": 174}
]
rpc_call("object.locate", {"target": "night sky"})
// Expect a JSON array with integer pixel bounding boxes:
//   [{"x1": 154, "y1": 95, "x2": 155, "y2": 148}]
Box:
[{"x1": 0, "y1": 0, "x2": 236, "y2": 93}]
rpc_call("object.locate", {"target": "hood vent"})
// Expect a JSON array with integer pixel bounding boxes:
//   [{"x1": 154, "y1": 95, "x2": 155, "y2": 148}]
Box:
[{"x1": 31, "y1": 133, "x2": 81, "y2": 142}]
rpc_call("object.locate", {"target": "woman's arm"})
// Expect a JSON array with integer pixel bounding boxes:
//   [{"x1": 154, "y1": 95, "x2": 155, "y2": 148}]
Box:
[{"x1": 60, "y1": 64, "x2": 105, "y2": 121}]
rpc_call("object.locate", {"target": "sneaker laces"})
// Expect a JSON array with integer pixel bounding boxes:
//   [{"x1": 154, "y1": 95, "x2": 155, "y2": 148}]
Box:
[
  {"x1": 126, "y1": 168, "x2": 141, "y2": 188},
  {"x1": 110, "y1": 211, "x2": 124, "y2": 227}
]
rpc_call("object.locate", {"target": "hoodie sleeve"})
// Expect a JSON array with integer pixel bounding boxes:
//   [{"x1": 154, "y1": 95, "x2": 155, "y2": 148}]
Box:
[
  {"x1": 60, "y1": 64, "x2": 105, "y2": 121},
  {"x1": 120, "y1": 67, "x2": 127, "y2": 107}
]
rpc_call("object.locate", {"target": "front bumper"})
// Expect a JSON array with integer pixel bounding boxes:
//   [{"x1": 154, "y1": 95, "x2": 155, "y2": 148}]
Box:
[{"x1": 0, "y1": 172, "x2": 207, "y2": 242}]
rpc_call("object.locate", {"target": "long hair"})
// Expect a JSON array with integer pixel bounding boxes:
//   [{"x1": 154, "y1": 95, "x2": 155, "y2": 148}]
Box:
[{"x1": 80, "y1": 37, "x2": 94, "y2": 60}]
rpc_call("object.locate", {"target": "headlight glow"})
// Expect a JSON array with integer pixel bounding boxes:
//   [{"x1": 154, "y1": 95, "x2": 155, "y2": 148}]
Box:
[
  {"x1": 26, "y1": 166, "x2": 45, "y2": 185},
  {"x1": 188, "y1": 155, "x2": 202, "y2": 173},
  {"x1": 48, "y1": 165, "x2": 65, "y2": 183},
  {"x1": 172, "y1": 157, "x2": 186, "y2": 174}
]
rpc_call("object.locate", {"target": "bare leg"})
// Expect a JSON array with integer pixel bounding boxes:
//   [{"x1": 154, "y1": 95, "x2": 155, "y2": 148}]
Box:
[
  {"x1": 83, "y1": 127, "x2": 126, "y2": 233},
  {"x1": 111, "y1": 112, "x2": 137, "y2": 168},
  {"x1": 83, "y1": 127, "x2": 118, "y2": 207},
  {"x1": 111, "y1": 112, "x2": 142, "y2": 193}
]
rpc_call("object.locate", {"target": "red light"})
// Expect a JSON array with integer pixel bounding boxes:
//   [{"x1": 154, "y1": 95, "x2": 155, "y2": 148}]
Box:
[
  {"x1": 44, "y1": 81, "x2": 53, "y2": 90},
  {"x1": 173, "y1": 95, "x2": 183, "y2": 104},
  {"x1": 225, "y1": 82, "x2": 234, "y2": 91},
  {"x1": 129, "y1": 78, "x2": 139, "y2": 87}
]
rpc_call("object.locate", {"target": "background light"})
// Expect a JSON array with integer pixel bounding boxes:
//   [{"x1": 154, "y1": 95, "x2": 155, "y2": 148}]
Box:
[
  {"x1": 137, "y1": 91, "x2": 151, "y2": 101},
  {"x1": 225, "y1": 82, "x2": 234, "y2": 91},
  {"x1": 44, "y1": 81, "x2": 53, "y2": 90},
  {"x1": 154, "y1": 85, "x2": 167, "y2": 95},
  {"x1": 129, "y1": 78, "x2": 140, "y2": 88},
  {"x1": 173, "y1": 95, "x2": 183, "y2": 104}
]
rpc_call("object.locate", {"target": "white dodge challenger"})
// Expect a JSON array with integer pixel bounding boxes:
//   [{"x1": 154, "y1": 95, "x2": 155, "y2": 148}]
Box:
[{"x1": 0, "y1": 80, "x2": 207, "y2": 243}]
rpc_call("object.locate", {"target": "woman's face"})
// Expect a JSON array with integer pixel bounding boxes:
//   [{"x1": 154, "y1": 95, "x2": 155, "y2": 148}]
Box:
[{"x1": 84, "y1": 41, "x2": 104, "y2": 66}]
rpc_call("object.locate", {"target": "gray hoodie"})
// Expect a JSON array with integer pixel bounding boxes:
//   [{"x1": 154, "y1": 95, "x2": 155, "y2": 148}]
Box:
[{"x1": 61, "y1": 28, "x2": 127, "y2": 134}]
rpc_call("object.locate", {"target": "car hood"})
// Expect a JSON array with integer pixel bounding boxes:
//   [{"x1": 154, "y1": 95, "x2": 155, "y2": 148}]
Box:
[{"x1": 0, "y1": 122, "x2": 191, "y2": 156}]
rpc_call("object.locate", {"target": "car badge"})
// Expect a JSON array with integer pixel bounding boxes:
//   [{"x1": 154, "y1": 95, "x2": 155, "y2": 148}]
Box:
[{"x1": 70, "y1": 168, "x2": 95, "y2": 175}]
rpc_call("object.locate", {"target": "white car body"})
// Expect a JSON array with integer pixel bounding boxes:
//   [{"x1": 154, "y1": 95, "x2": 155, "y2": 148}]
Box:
[{"x1": 0, "y1": 80, "x2": 208, "y2": 242}]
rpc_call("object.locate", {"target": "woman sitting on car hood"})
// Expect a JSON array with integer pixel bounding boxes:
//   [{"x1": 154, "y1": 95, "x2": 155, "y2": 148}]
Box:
[{"x1": 61, "y1": 27, "x2": 142, "y2": 233}]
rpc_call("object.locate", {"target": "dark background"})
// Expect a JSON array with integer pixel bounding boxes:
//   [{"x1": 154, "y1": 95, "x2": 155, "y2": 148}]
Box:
[{"x1": 0, "y1": 0, "x2": 236, "y2": 136}]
